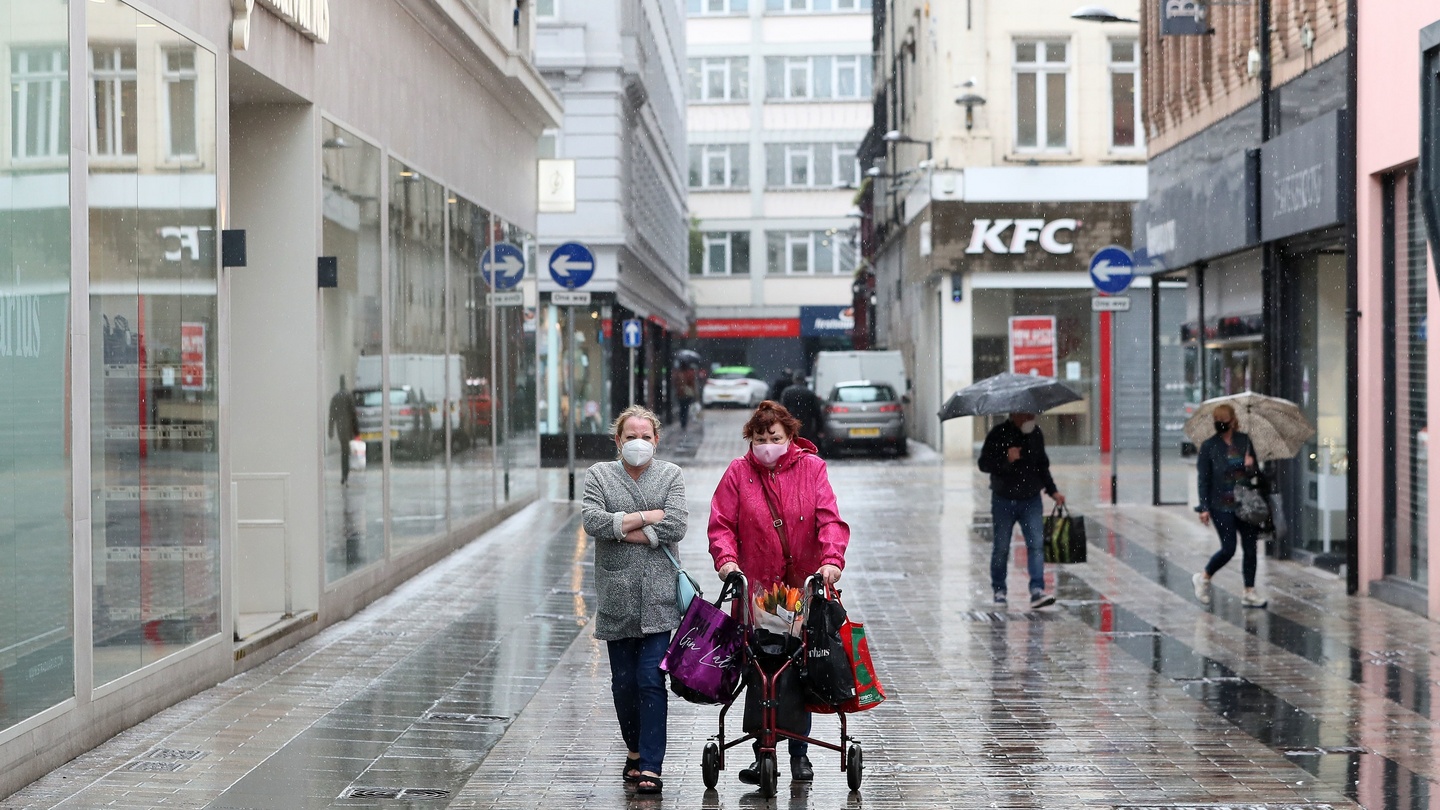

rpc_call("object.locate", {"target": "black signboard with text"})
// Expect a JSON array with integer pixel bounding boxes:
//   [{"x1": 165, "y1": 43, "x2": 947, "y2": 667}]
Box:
[{"x1": 1159, "y1": 0, "x2": 1209, "y2": 36}]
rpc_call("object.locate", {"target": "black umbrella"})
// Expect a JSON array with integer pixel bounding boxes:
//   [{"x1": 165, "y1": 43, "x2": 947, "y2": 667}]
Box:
[
  {"x1": 939, "y1": 372, "x2": 1083, "y2": 419},
  {"x1": 674, "y1": 349, "x2": 703, "y2": 367}
]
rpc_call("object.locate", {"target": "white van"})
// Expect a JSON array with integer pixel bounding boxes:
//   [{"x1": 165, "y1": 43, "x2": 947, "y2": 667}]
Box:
[{"x1": 810, "y1": 350, "x2": 908, "y2": 401}]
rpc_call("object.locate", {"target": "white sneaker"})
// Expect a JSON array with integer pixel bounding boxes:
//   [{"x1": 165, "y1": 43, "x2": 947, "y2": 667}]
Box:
[
  {"x1": 1241, "y1": 589, "x2": 1268, "y2": 608},
  {"x1": 1192, "y1": 572, "x2": 1212, "y2": 605}
]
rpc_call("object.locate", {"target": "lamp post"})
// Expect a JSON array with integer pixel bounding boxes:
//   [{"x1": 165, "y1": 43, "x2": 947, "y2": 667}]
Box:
[{"x1": 955, "y1": 93, "x2": 987, "y2": 131}]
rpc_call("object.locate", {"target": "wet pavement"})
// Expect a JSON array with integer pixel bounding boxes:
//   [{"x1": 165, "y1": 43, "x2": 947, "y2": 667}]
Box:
[{"x1": 4, "y1": 411, "x2": 1432, "y2": 808}]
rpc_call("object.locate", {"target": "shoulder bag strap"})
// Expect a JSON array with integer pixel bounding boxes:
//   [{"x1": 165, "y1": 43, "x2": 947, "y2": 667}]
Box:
[
  {"x1": 661, "y1": 543, "x2": 683, "y2": 573},
  {"x1": 759, "y1": 479, "x2": 795, "y2": 575}
]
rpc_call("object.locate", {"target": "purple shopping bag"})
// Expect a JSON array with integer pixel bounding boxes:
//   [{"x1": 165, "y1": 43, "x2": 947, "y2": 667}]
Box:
[{"x1": 660, "y1": 597, "x2": 745, "y2": 705}]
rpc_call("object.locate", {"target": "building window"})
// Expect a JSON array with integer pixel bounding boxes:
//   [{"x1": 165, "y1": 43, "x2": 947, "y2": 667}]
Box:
[
  {"x1": 1014, "y1": 40, "x2": 1069, "y2": 152},
  {"x1": 163, "y1": 47, "x2": 198, "y2": 160},
  {"x1": 535, "y1": 0, "x2": 557, "y2": 18},
  {"x1": 91, "y1": 44, "x2": 138, "y2": 158},
  {"x1": 687, "y1": 57, "x2": 749, "y2": 102},
  {"x1": 691, "y1": 231, "x2": 751, "y2": 275},
  {"x1": 11, "y1": 46, "x2": 66, "y2": 162},
  {"x1": 766, "y1": 56, "x2": 870, "y2": 100},
  {"x1": 688, "y1": 0, "x2": 748, "y2": 14},
  {"x1": 765, "y1": 229, "x2": 856, "y2": 274},
  {"x1": 764, "y1": 0, "x2": 872, "y2": 12},
  {"x1": 688, "y1": 144, "x2": 748, "y2": 189},
  {"x1": 1109, "y1": 39, "x2": 1140, "y2": 150},
  {"x1": 764, "y1": 142, "x2": 858, "y2": 188}
]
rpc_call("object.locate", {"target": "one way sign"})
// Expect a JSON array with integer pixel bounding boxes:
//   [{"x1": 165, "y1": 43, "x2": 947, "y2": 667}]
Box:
[
  {"x1": 622, "y1": 319, "x2": 643, "y2": 348},
  {"x1": 1088, "y1": 245, "x2": 1135, "y2": 295}
]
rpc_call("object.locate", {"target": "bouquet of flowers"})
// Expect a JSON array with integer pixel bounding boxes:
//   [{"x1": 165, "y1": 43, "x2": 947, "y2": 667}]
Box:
[{"x1": 752, "y1": 583, "x2": 805, "y2": 635}]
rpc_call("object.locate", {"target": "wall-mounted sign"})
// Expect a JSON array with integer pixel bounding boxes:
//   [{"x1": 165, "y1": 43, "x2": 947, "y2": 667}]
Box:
[
  {"x1": 1258, "y1": 109, "x2": 1345, "y2": 242},
  {"x1": 538, "y1": 159, "x2": 576, "y2": 214},
  {"x1": 695, "y1": 318, "x2": 800, "y2": 339},
  {"x1": 1159, "y1": 0, "x2": 1208, "y2": 36},
  {"x1": 800, "y1": 306, "x2": 855, "y2": 337},
  {"x1": 1009, "y1": 316, "x2": 1056, "y2": 378},
  {"x1": 965, "y1": 218, "x2": 1076, "y2": 255}
]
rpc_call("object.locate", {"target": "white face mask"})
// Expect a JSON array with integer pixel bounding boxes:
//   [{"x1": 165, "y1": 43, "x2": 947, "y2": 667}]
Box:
[
  {"x1": 752, "y1": 441, "x2": 789, "y2": 467},
  {"x1": 1019, "y1": 421, "x2": 1037, "y2": 435},
  {"x1": 621, "y1": 438, "x2": 655, "y2": 467}
]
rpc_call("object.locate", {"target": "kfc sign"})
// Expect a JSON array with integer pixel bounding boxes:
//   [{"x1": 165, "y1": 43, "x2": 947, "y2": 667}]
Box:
[{"x1": 965, "y1": 218, "x2": 1077, "y2": 255}]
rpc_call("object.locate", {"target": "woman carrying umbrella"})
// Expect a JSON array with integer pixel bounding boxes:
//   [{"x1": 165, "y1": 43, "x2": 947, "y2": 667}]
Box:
[{"x1": 1192, "y1": 404, "x2": 1266, "y2": 609}]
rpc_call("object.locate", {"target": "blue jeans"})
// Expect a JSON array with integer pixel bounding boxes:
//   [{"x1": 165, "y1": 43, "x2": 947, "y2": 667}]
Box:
[
  {"x1": 607, "y1": 632, "x2": 671, "y2": 775},
  {"x1": 991, "y1": 494, "x2": 1046, "y2": 597},
  {"x1": 1205, "y1": 510, "x2": 1260, "y2": 588}
]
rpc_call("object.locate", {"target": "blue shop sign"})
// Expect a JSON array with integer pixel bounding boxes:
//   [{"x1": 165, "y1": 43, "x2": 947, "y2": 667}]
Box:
[{"x1": 800, "y1": 306, "x2": 855, "y2": 337}]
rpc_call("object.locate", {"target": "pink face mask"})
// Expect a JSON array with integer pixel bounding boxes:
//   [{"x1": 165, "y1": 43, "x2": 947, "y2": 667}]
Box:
[{"x1": 752, "y1": 442, "x2": 789, "y2": 467}]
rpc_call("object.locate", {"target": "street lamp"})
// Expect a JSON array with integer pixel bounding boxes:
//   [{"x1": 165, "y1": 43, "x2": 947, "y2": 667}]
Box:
[
  {"x1": 881, "y1": 129, "x2": 933, "y2": 162},
  {"x1": 1069, "y1": 5, "x2": 1138, "y2": 23},
  {"x1": 955, "y1": 93, "x2": 987, "y2": 130}
]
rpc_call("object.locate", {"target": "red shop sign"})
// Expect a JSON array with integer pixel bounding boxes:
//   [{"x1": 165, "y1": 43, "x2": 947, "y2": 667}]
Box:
[
  {"x1": 180, "y1": 322, "x2": 206, "y2": 391},
  {"x1": 694, "y1": 318, "x2": 801, "y2": 339},
  {"x1": 1008, "y1": 316, "x2": 1056, "y2": 378}
]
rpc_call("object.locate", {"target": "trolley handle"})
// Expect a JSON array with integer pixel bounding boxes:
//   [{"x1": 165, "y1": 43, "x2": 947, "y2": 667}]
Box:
[{"x1": 721, "y1": 571, "x2": 754, "y2": 625}]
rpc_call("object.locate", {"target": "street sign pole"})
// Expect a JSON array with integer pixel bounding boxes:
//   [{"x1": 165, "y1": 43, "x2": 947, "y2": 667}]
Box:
[
  {"x1": 547, "y1": 241, "x2": 595, "y2": 503},
  {"x1": 567, "y1": 304, "x2": 576, "y2": 502},
  {"x1": 1088, "y1": 245, "x2": 1135, "y2": 507},
  {"x1": 1110, "y1": 309, "x2": 1118, "y2": 505},
  {"x1": 628, "y1": 346, "x2": 636, "y2": 406},
  {"x1": 501, "y1": 306, "x2": 511, "y2": 501}
]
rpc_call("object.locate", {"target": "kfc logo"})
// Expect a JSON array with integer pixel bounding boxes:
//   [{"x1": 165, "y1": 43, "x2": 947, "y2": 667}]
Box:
[{"x1": 964, "y1": 218, "x2": 1077, "y2": 255}]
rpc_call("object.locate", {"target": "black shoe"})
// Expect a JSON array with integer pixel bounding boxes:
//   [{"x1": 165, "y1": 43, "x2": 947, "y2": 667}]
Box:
[
  {"x1": 738, "y1": 761, "x2": 759, "y2": 785},
  {"x1": 791, "y1": 755, "x2": 813, "y2": 781}
]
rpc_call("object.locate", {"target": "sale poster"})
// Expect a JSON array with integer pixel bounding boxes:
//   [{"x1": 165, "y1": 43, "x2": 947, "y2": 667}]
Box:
[
  {"x1": 180, "y1": 322, "x2": 206, "y2": 391},
  {"x1": 1008, "y1": 316, "x2": 1056, "y2": 378}
]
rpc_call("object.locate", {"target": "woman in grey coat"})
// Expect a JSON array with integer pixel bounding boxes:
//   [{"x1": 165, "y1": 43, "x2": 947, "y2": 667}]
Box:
[{"x1": 581, "y1": 405, "x2": 689, "y2": 795}]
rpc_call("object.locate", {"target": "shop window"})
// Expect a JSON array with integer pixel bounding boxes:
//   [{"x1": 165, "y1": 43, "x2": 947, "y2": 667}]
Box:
[
  {"x1": 1014, "y1": 39, "x2": 1069, "y2": 152},
  {"x1": 88, "y1": 0, "x2": 220, "y2": 685},
  {"x1": 90, "y1": 44, "x2": 137, "y2": 158},
  {"x1": 162, "y1": 47, "x2": 198, "y2": 160},
  {"x1": 10, "y1": 46, "x2": 66, "y2": 162},
  {"x1": 1384, "y1": 169, "x2": 1429, "y2": 584},
  {"x1": 1109, "y1": 39, "x2": 1140, "y2": 151},
  {"x1": 0, "y1": 0, "x2": 72, "y2": 733}
]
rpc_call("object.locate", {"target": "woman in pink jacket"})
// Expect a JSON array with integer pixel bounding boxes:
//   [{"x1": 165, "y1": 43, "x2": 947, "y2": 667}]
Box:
[{"x1": 708, "y1": 400, "x2": 850, "y2": 785}]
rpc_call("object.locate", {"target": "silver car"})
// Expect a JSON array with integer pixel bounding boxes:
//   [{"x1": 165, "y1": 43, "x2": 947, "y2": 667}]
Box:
[{"x1": 818, "y1": 381, "x2": 907, "y2": 456}]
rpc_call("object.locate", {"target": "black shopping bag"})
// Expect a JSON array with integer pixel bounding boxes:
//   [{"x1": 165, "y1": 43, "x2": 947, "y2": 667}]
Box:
[
  {"x1": 742, "y1": 630, "x2": 808, "y2": 735},
  {"x1": 1043, "y1": 504, "x2": 1087, "y2": 563},
  {"x1": 800, "y1": 583, "x2": 856, "y2": 708}
]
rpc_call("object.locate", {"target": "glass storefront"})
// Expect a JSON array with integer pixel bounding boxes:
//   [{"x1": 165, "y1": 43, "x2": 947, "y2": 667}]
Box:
[
  {"x1": 538, "y1": 296, "x2": 614, "y2": 437},
  {"x1": 1291, "y1": 251, "x2": 1348, "y2": 556},
  {"x1": 320, "y1": 120, "x2": 385, "y2": 582},
  {"x1": 0, "y1": 0, "x2": 73, "y2": 730},
  {"x1": 496, "y1": 221, "x2": 539, "y2": 503},
  {"x1": 1385, "y1": 170, "x2": 1428, "y2": 584},
  {"x1": 88, "y1": 0, "x2": 221, "y2": 685},
  {"x1": 971, "y1": 287, "x2": 1094, "y2": 446},
  {"x1": 447, "y1": 196, "x2": 497, "y2": 524}
]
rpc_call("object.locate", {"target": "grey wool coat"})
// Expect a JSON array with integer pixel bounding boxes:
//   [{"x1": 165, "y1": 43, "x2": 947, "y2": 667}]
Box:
[{"x1": 581, "y1": 459, "x2": 691, "y2": 641}]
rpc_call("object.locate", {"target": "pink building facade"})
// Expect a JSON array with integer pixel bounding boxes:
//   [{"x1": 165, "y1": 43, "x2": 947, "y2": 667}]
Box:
[{"x1": 1357, "y1": 4, "x2": 1440, "y2": 616}]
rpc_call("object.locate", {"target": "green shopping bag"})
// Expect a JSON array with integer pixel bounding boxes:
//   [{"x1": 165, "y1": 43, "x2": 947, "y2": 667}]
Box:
[{"x1": 1043, "y1": 504, "x2": 1088, "y2": 563}]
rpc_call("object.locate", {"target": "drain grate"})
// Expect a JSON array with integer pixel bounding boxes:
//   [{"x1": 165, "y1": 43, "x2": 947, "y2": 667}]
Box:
[
  {"x1": 341, "y1": 787, "x2": 451, "y2": 800},
  {"x1": 1115, "y1": 806, "x2": 1337, "y2": 810},
  {"x1": 422, "y1": 711, "x2": 509, "y2": 723},
  {"x1": 1100, "y1": 631, "x2": 1163, "y2": 638},
  {"x1": 961, "y1": 610, "x2": 1062, "y2": 622},
  {"x1": 1283, "y1": 746, "x2": 1368, "y2": 756},
  {"x1": 1019, "y1": 763, "x2": 1101, "y2": 774},
  {"x1": 1175, "y1": 676, "x2": 1247, "y2": 685},
  {"x1": 143, "y1": 748, "x2": 207, "y2": 761},
  {"x1": 127, "y1": 761, "x2": 187, "y2": 773},
  {"x1": 525, "y1": 612, "x2": 587, "y2": 624}
]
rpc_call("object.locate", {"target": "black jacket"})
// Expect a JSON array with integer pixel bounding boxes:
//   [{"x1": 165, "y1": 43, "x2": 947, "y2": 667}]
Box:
[
  {"x1": 978, "y1": 420, "x2": 1057, "y2": 501},
  {"x1": 1195, "y1": 432, "x2": 1257, "y2": 513}
]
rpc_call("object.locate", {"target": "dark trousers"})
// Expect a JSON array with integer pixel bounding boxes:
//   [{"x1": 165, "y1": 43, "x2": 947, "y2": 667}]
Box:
[
  {"x1": 1205, "y1": 510, "x2": 1260, "y2": 588},
  {"x1": 678, "y1": 397, "x2": 694, "y2": 430},
  {"x1": 607, "y1": 632, "x2": 671, "y2": 774},
  {"x1": 338, "y1": 437, "x2": 351, "y2": 484}
]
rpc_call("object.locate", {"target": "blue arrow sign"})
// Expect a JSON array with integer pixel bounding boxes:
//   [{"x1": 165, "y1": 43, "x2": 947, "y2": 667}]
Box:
[
  {"x1": 622, "y1": 319, "x2": 643, "y2": 349},
  {"x1": 1088, "y1": 245, "x2": 1135, "y2": 295},
  {"x1": 548, "y1": 242, "x2": 596, "y2": 289},
  {"x1": 480, "y1": 243, "x2": 526, "y2": 290}
]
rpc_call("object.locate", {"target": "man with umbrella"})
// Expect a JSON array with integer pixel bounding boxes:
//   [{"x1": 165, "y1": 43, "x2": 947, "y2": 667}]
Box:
[
  {"x1": 941, "y1": 372, "x2": 1080, "y2": 609},
  {"x1": 979, "y1": 413, "x2": 1065, "y2": 609}
]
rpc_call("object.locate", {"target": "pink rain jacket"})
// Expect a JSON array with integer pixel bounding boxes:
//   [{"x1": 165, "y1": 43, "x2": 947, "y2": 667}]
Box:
[{"x1": 707, "y1": 437, "x2": 850, "y2": 590}]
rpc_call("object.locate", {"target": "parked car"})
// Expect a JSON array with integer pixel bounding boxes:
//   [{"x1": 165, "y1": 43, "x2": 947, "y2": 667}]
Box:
[
  {"x1": 818, "y1": 381, "x2": 907, "y2": 456},
  {"x1": 702, "y1": 366, "x2": 770, "y2": 408},
  {"x1": 354, "y1": 385, "x2": 435, "y2": 460}
]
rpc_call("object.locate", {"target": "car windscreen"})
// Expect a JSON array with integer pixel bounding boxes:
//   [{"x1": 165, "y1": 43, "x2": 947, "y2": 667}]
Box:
[
  {"x1": 831, "y1": 385, "x2": 895, "y2": 403},
  {"x1": 357, "y1": 390, "x2": 410, "y2": 407}
]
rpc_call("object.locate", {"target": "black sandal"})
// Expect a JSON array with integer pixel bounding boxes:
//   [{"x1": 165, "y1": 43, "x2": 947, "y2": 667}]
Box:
[
  {"x1": 636, "y1": 773, "x2": 663, "y2": 794},
  {"x1": 622, "y1": 756, "x2": 641, "y2": 783}
]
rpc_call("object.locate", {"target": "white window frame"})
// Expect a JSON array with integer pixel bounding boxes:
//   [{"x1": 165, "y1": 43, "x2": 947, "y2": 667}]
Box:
[
  {"x1": 785, "y1": 232, "x2": 814, "y2": 274},
  {"x1": 1012, "y1": 39, "x2": 1071, "y2": 154},
  {"x1": 786, "y1": 0, "x2": 811, "y2": 10},
  {"x1": 702, "y1": 233, "x2": 733, "y2": 275},
  {"x1": 784, "y1": 57, "x2": 813, "y2": 99},
  {"x1": 833, "y1": 55, "x2": 861, "y2": 99},
  {"x1": 162, "y1": 46, "x2": 199, "y2": 161},
  {"x1": 784, "y1": 144, "x2": 814, "y2": 187},
  {"x1": 833, "y1": 146, "x2": 859, "y2": 188},
  {"x1": 702, "y1": 144, "x2": 733, "y2": 188},
  {"x1": 90, "y1": 44, "x2": 137, "y2": 159},
  {"x1": 698, "y1": 0, "x2": 741, "y2": 14},
  {"x1": 1107, "y1": 39, "x2": 1143, "y2": 152},
  {"x1": 11, "y1": 47, "x2": 66, "y2": 163},
  {"x1": 535, "y1": 0, "x2": 559, "y2": 19},
  {"x1": 835, "y1": 0, "x2": 862, "y2": 9}
]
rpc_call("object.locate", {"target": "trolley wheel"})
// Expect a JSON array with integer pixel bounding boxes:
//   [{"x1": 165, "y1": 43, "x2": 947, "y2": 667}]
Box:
[
  {"x1": 846, "y1": 743, "x2": 863, "y2": 792},
  {"x1": 759, "y1": 753, "x2": 778, "y2": 798},
  {"x1": 701, "y1": 742, "x2": 720, "y2": 789}
]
